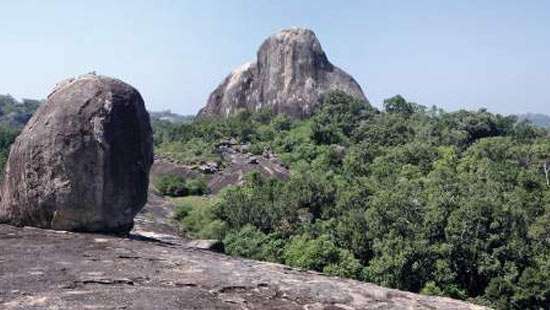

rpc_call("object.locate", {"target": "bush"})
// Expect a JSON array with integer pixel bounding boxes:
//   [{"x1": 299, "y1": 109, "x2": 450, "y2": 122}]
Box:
[
  {"x1": 223, "y1": 225, "x2": 285, "y2": 262},
  {"x1": 186, "y1": 178, "x2": 208, "y2": 195},
  {"x1": 155, "y1": 174, "x2": 188, "y2": 196},
  {"x1": 248, "y1": 143, "x2": 265, "y2": 156},
  {"x1": 0, "y1": 125, "x2": 19, "y2": 178},
  {"x1": 173, "y1": 196, "x2": 225, "y2": 239},
  {"x1": 214, "y1": 172, "x2": 297, "y2": 234},
  {"x1": 155, "y1": 175, "x2": 208, "y2": 197},
  {"x1": 283, "y1": 234, "x2": 362, "y2": 278}
]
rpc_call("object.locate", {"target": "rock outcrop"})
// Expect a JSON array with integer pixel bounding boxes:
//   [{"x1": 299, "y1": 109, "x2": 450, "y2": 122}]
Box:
[
  {"x1": 207, "y1": 141, "x2": 289, "y2": 193},
  {"x1": 0, "y1": 74, "x2": 153, "y2": 233},
  {"x1": 198, "y1": 28, "x2": 367, "y2": 119},
  {"x1": 152, "y1": 139, "x2": 290, "y2": 195},
  {"x1": 0, "y1": 224, "x2": 487, "y2": 309}
]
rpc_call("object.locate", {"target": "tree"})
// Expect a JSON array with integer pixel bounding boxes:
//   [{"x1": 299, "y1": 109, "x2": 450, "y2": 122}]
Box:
[{"x1": 383, "y1": 95, "x2": 421, "y2": 116}]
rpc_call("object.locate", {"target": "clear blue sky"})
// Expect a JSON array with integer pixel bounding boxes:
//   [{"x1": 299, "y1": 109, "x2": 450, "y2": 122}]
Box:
[{"x1": 1, "y1": 1, "x2": 549, "y2": 115}]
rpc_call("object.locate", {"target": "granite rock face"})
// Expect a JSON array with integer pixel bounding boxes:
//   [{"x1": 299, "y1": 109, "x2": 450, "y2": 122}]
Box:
[
  {"x1": 198, "y1": 28, "x2": 367, "y2": 119},
  {"x1": 0, "y1": 74, "x2": 153, "y2": 233},
  {"x1": 0, "y1": 224, "x2": 487, "y2": 310}
]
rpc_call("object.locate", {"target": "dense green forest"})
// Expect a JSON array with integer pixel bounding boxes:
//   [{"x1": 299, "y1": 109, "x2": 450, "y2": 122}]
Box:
[{"x1": 154, "y1": 92, "x2": 550, "y2": 309}]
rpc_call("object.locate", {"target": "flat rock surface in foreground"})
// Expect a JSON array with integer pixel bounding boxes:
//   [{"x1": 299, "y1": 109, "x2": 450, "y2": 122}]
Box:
[{"x1": 0, "y1": 224, "x2": 485, "y2": 310}]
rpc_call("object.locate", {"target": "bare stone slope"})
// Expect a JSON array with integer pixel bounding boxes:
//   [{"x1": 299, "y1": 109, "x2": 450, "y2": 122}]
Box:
[
  {"x1": 0, "y1": 224, "x2": 486, "y2": 310},
  {"x1": 198, "y1": 28, "x2": 367, "y2": 118}
]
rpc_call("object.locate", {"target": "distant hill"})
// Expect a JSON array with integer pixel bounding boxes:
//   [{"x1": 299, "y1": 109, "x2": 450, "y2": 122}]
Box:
[
  {"x1": 0, "y1": 95, "x2": 42, "y2": 128},
  {"x1": 0, "y1": 95, "x2": 193, "y2": 128},
  {"x1": 517, "y1": 113, "x2": 550, "y2": 128},
  {"x1": 149, "y1": 110, "x2": 194, "y2": 124}
]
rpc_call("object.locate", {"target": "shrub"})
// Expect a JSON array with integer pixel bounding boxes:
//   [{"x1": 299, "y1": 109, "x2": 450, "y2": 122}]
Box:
[
  {"x1": 214, "y1": 172, "x2": 297, "y2": 234},
  {"x1": 283, "y1": 234, "x2": 362, "y2": 278},
  {"x1": 223, "y1": 225, "x2": 284, "y2": 262},
  {"x1": 248, "y1": 143, "x2": 265, "y2": 156},
  {"x1": 155, "y1": 175, "x2": 208, "y2": 197},
  {"x1": 186, "y1": 178, "x2": 208, "y2": 195},
  {"x1": 174, "y1": 196, "x2": 225, "y2": 239},
  {"x1": 155, "y1": 174, "x2": 188, "y2": 196}
]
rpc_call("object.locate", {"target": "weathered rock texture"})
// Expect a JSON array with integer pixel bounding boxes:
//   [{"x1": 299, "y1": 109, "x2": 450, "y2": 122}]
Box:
[
  {"x1": 198, "y1": 28, "x2": 367, "y2": 119},
  {"x1": 208, "y1": 141, "x2": 289, "y2": 194},
  {"x1": 0, "y1": 74, "x2": 153, "y2": 233},
  {"x1": 0, "y1": 224, "x2": 487, "y2": 309},
  {"x1": 152, "y1": 139, "x2": 290, "y2": 195}
]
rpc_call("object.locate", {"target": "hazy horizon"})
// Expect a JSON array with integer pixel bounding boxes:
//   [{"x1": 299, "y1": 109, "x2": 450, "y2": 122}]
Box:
[{"x1": 1, "y1": 1, "x2": 549, "y2": 115}]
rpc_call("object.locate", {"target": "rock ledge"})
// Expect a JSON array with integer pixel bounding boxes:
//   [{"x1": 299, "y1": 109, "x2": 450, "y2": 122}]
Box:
[{"x1": 0, "y1": 224, "x2": 486, "y2": 309}]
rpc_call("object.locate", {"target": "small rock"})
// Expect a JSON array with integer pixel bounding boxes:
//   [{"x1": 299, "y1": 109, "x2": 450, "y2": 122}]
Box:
[
  {"x1": 198, "y1": 161, "x2": 219, "y2": 174},
  {"x1": 185, "y1": 239, "x2": 224, "y2": 252},
  {"x1": 238, "y1": 144, "x2": 250, "y2": 152},
  {"x1": 248, "y1": 156, "x2": 258, "y2": 164}
]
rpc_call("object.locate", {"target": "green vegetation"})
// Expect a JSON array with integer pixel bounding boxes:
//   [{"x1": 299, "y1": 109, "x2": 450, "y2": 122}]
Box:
[
  {"x1": 0, "y1": 94, "x2": 41, "y2": 128},
  {"x1": 0, "y1": 126, "x2": 19, "y2": 175},
  {"x1": 172, "y1": 196, "x2": 224, "y2": 239},
  {"x1": 154, "y1": 174, "x2": 208, "y2": 197},
  {"x1": 158, "y1": 91, "x2": 550, "y2": 308},
  {"x1": 0, "y1": 94, "x2": 41, "y2": 175},
  {"x1": 153, "y1": 108, "x2": 289, "y2": 165},
  {"x1": 0, "y1": 94, "x2": 40, "y2": 175}
]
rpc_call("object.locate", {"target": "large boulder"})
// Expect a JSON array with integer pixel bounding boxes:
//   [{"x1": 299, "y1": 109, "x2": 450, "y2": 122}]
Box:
[
  {"x1": 197, "y1": 27, "x2": 367, "y2": 119},
  {"x1": 0, "y1": 74, "x2": 153, "y2": 233}
]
